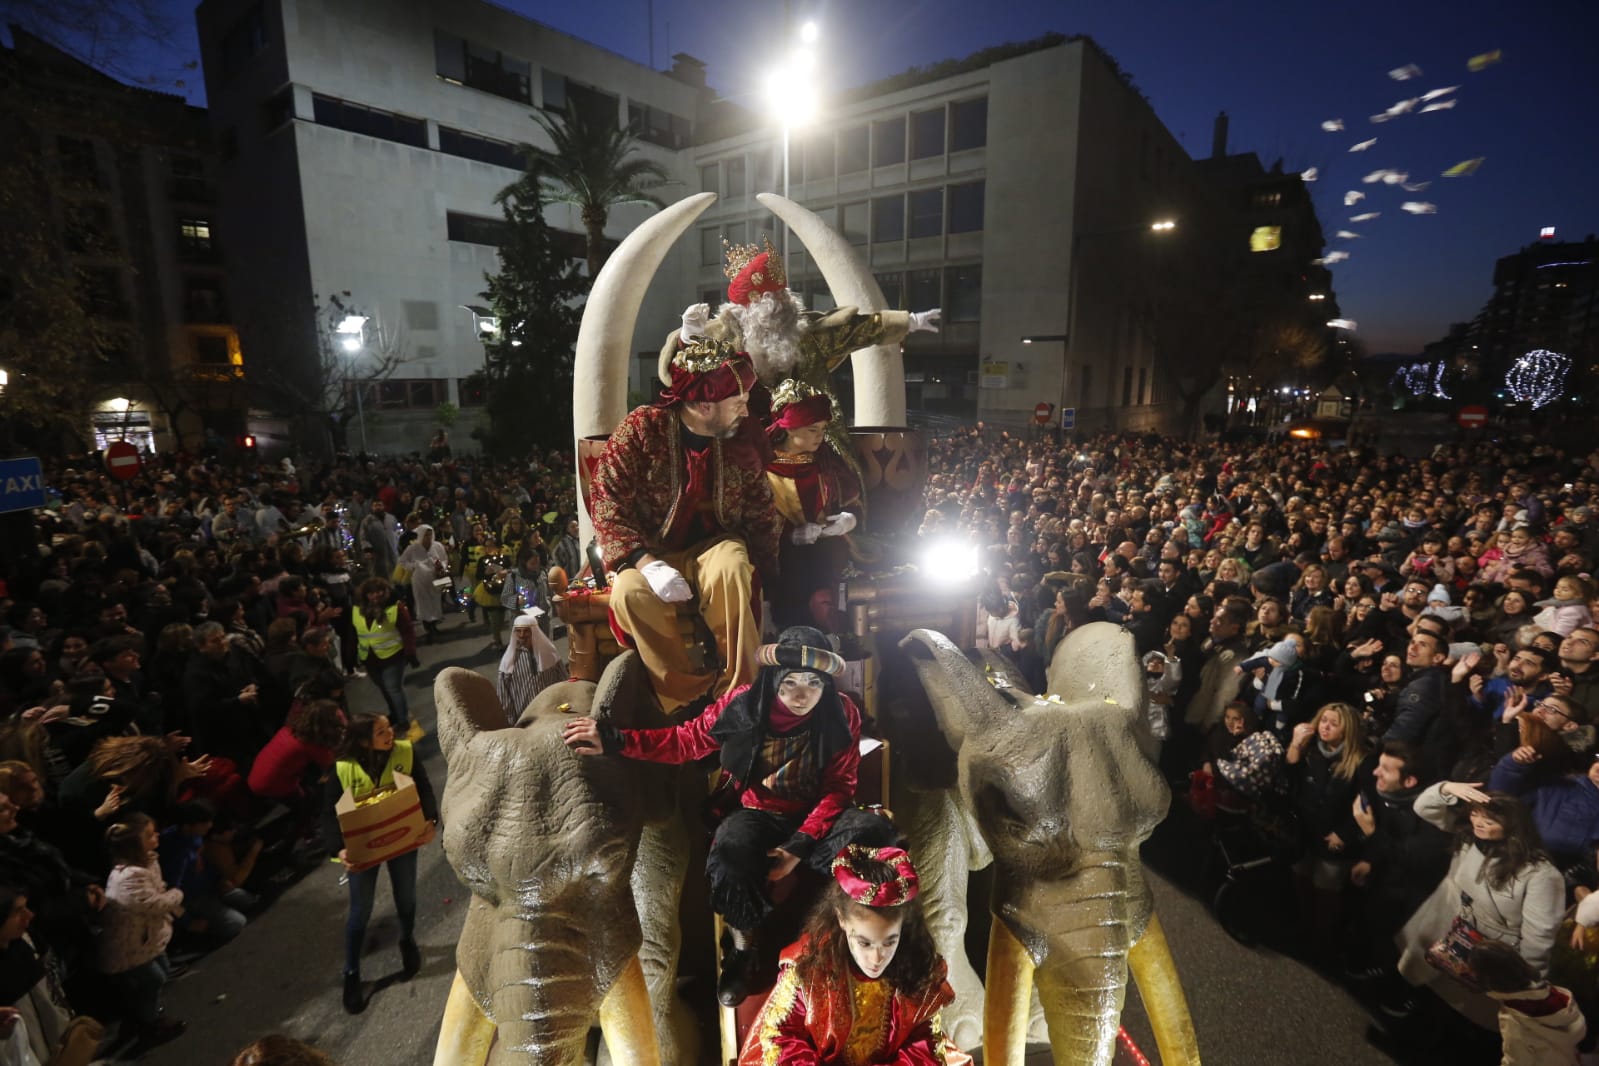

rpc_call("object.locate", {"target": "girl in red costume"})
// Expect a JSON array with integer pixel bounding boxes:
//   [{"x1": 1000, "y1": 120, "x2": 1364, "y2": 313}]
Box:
[{"x1": 740, "y1": 844, "x2": 972, "y2": 1066}]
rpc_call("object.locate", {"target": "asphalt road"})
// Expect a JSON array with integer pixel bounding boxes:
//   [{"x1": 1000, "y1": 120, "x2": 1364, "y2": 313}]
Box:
[{"x1": 147, "y1": 615, "x2": 1444, "y2": 1066}]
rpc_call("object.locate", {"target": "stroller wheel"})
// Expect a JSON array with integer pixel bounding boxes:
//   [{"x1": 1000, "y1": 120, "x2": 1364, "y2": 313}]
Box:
[{"x1": 1212, "y1": 878, "x2": 1259, "y2": 947}]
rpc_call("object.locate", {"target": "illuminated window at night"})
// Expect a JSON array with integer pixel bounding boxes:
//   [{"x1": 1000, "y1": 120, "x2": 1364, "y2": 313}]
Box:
[{"x1": 1249, "y1": 225, "x2": 1282, "y2": 252}]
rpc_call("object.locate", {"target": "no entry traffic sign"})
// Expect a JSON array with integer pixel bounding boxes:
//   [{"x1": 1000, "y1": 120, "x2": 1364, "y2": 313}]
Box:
[
  {"x1": 1457, "y1": 405, "x2": 1488, "y2": 430},
  {"x1": 103, "y1": 440, "x2": 142, "y2": 480},
  {"x1": 1034, "y1": 402, "x2": 1053, "y2": 425}
]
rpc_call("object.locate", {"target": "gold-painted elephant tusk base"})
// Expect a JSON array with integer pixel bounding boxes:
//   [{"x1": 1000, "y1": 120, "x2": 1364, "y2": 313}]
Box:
[
  {"x1": 435, "y1": 970, "x2": 496, "y2": 1066},
  {"x1": 983, "y1": 917, "x2": 1035, "y2": 1066},
  {"x1": 598, "y1": 955, "x2": 661, "y2": 1066},
  {"x1": 1128, "y1": 913, "x2": 1202, "y2": 1065}
]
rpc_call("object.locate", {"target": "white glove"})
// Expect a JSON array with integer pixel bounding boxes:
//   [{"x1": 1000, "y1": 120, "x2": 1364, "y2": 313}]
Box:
[
  {"x1": 641, "y1": 560, "x2": 693, "y2": 603},
  {"x1": 790, "y1": 523, "x2": 824, "y2": 546},
  {"x1": 908, "y1": 308, "x2": 941, "y2": 333},
  {"x1": 820, "y1": 512, "x2": 856, "y2": 537},
  {"x1": 679, "y1": 303, "x2": 711, "y2": 343}
]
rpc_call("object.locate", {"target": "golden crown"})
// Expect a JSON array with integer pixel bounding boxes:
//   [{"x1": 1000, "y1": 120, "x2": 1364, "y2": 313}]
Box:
[
  {"x1": 723, "y1": 235, "x2": 786, "y2": 287},
  {"x1": 770, "y1": 377, "x2": 825, "y2": 412},
  {"x1": 671, "y1": 334, "x2": 739, "y2": 374}
]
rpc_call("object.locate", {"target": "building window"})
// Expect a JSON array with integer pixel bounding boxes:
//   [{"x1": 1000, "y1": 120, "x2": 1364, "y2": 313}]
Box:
[
  {"x1": 403, "y1": 300, "x2": 439, "y2": 331},
  {"x1": 839, "y1": 126, "x2": 869, "y2": 174},
  {"x1": 700, "y1": 227, "x2": 721, "y2": 266},
  {"x1": 56, "y1": 137, "x2": 100, "y2": 187},
  {"x1": 446, "y1": 211, "x2": 509, "y2": 247},
  {"x1": 220, "y1": 3, "x2": 268, "y2": 83},
  {"x1": 66, "y1": 202, "x2": 113, "y2": 254},
  {"x1": 1137, "y1": 366, "x2": 1148, "y2": 405},
  {"x1": 725, "y1": 156, "x2": 746, "y2": 198},
  {"x1": 439, "y1": 127, "x2": 524, "y2": 170},
  {"x1": 908, "y1": 268, "x2": 940, "y2": 310},
  {"x1": 628, "y1": 103, "x2": 691, "y2": 149},
  {"x1": 1122, "y1": 366, "x2": 1134, "y2": 406},
  {"x1": 565, "y1": 82, "x2": 619, "y2": 126},
  {"x1": 873, "y1": 117, "x2": 906, "y2": 167},
  {"x1": 185, "y1": 279, "x2": 228, "y2": 323},
  {"x1": 459, "y1": 377, "x2": 488, "y2": 407},
  {"x1": 807, "y1": 280, "x2": 835, "y2": 313},
  {"x1": 872, "y1": 194, "x2": 904, "y2": 243},
  {"x1": 195, "y1": 334, "x2": 231, "y2": 365},
  {"x1": 752, "y1": 148, "x2": 774, "y2": 194},
  {"x1": 699, "y1": 162, "x2": 719, "y2": 194},
  {"x1": 910, "y1": 108, "x2": 945, "y2": 159},
  {"x1": 804, "y1": 133, "x2": 834, "y2": 181},
  {"x1": 908, "y1": 188, "x2": 942, "y2": 239},
  {"x1": 840, "y1": 202, "x2": 868, "y2": 246},
  {"x1": 261, "y1": 86, "x2": 295, "y2": 132},
  {"x1": 950, "y1": 97, "x2": 987, "y2": 152},
  {"x1": 948, "y1": 180, "x2": 984, "y2": 233},
  {"x1": 81, "y1": 268, "x2": 126, "y2": 319},
  {"x1": 945, "y1": 264, "x2": 981, "y2": 322},
  {"x1": 434, "y1": 30, "x2": 531, "y2": 104},
  {"x1": 311, "y1": 94, "x2": 427, "y2": 148},
  {"x1": 541, "y1": 69, "x2": 567, "y2": 112},
  {"x1": 178, "y1": 218, "x2": 213, "y2": 254},
  {"x1": 875, "y1": 271, "x2": 903, "y2": 310}
]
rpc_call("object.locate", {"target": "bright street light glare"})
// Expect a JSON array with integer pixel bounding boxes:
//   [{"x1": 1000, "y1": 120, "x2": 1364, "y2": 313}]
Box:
[
  {"x1": 335, "y1": 314, "x2": 367, "y2": 335},
  {"x1": 1327, "y1": 318, "x2": 1357, "y2": 330},
  {"x1": 765, "y1": 64, "x2": 817, "y2": 126},
  {"x1": 1309, "y1": 292, "x2": 1326, "y2": 301},
  {"x1": 340, "y1": 336, "x2": 362, "y2": 352},
  {"x1": 1150, "y1": 219, "x2": 1177, "y2": 232},
  {"x1": 799, "y1": 20, "x2": 819, "y2": 44}
]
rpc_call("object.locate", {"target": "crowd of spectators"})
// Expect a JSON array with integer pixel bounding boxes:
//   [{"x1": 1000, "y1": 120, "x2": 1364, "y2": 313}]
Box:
[
  {"x1": 0, "y1": 447, "x2": 576, "y2": 1062},
  {"x1": 938, "y1": 425, "x2": 1599, "y2": 1060}
]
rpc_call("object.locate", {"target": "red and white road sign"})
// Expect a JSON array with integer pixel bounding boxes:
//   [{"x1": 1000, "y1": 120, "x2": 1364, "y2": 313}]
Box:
[
  {"x1": 1456, "y1": 405, "x2": 1489, "y2": 430},
  {"x1": 1034, "y1": 402, "x2": 1053, "y2": 425},
  {"x1": 103, "y1": 440, "x2": 142, "y2": 480}
]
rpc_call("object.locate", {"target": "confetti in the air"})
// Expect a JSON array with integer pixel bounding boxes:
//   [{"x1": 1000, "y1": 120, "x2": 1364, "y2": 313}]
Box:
[
  {"x1": 1401, "y1": 181, "x2": 1432, "y2": 192},
  {"x1": 1314, "y1": 251, "x2": 1351, "y2": 265},
  {"x1": 1467, "y1": 50, "x2": 1502, "y2": 72},
  {"x1": 1300, "y1": 167, "x2": 1319, "y2": 182},
  {"x1": 1443, "y1": 157, "x2": 1485, "y2": 177},
  {"x1": 1421, "y1": 86, "x2": 1459, "y2": 102},
  {"x1": 1370, "y1": 98, "x2": 1420, "y2": 123},
  {"x1": 1420, "y1": 99, "x2": 1458, "y2": 113},
  {"x1": 1328, "y1": 319, "x2": 1358, "y2": 330},
  {"x1": 1321, "y1": 119, "x2": 1345, "y2": 132},
  {"x1": 1363, "y1": 169, "x2": 1407, "y2": 185},
  {"x1": 1345, "y1": 190, "x2": 1366, "y2": 206},
  {"x1": 1389, "y1": 64, "x2": 1423, "y2": 81},
  {"x1": 1350, "y1": 212, "x2": 1381, "y2": 222},
  {"x1": 1401, "y1": 201, "x2": 1438, "y2": 214},
  {"x1": 1335, "y1": 230, "x2": 1363, "y2": 240},
  {"x1": 1349, "y1": 138, "x2": 1378, "y2": 152}
]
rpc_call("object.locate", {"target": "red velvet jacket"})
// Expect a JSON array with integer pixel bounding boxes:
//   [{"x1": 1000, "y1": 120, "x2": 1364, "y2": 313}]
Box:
[
  {"x1": 617, "y1": 683, "x2": 861, "y2": 847},
  {"x1": 739, "y1": 938, "x2": 971, "y2": 1066}
]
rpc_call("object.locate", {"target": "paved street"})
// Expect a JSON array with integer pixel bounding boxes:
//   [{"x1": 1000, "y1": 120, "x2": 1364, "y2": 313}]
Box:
[{"x1": 148, "y1": 615, "x2": 1418, "y2": 1065}]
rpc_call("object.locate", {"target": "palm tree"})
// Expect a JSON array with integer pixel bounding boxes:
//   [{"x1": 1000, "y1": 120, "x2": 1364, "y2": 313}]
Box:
[{"x1": 521, "y1": 103, "x2": 671, "y2": 281}]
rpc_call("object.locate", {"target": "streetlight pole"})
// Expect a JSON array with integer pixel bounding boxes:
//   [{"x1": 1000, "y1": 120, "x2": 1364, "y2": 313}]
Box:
[
  {"x1": 334, "y1": 313, "x2": 370, "y2": 455},
  {"x1": 765, "y1": 20, "x2": 818, "y2": 277}
]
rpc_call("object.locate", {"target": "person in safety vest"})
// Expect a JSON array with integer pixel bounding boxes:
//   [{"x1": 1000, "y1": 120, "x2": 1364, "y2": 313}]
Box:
[
  {"x1": 320, "y1": 712, "x2": 438, "y2": 1015},
  {"x1": 352, "y1": 577, "x2": 423, "y2": 742}
]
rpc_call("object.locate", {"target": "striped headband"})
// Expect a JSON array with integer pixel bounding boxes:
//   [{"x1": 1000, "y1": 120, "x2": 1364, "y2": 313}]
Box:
[
  {"x1": 757, "y1": 642, "x2": 845, "y2": 677},
  {"x1": 831, "y1": 845, "x2": 919, "y2": 907}
]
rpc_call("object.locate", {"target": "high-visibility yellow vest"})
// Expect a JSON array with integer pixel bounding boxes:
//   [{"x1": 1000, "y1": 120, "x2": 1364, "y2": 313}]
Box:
[
  {"x1": 335, "y1": 740, "x2": 414, "y2": 799},
  {"x1": 353, "y1": 604, "x2": 403, "y2": 660}
]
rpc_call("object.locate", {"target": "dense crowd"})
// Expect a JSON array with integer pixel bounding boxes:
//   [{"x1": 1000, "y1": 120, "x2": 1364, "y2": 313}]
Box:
[{"x1": 7, "y1": 425, "x2": 1599, "y2": 1061}]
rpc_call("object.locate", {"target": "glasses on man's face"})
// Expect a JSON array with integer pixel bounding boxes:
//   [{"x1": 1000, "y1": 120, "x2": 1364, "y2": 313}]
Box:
[{"x1": 1535, "y1": 700, "x2": 1571, "y2": 721}]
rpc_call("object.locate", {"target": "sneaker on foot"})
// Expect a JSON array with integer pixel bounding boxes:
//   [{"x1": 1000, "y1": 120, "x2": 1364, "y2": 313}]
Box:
[
  {"x1": 343, "y1": 971, "x2": 367, "y2": 1014},
  {"x1": 400, "y1": 938, "x2": 421, "y2": 980}
]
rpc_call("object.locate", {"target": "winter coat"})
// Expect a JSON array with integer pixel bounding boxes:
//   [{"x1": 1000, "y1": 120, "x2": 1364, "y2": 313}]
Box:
[
  {"x1": 1488, "y1": 984, "x2": 1585, "y2": 1066},
  {"x1": 1487, "y1": 755, "x2": 1599, "y2": 866},
  {"x1": 1534, "y1": 600, "x2": 1592, "y2": 638},
  {"x1": 1397, "y1": 783, "x2": 1565, "y2": 1029},
  {"x1": 1287, "y1": 743, "x2": 1362, "y2": 859},
  {"x1": 98, "y1": 857, "x2": 182, "y2": 974}
]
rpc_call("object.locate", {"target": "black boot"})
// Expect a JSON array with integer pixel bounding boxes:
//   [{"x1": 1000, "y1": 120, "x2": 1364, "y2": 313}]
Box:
[
  {"x1": 343, "y1": 971, "x2": 367, "y2": 1014},
  {"x1": 717, "y1": 943, "x2": 759, "y2": 1008},
  {"x1": 400, "y1": 938, "x2": 421, "y2": 980}
]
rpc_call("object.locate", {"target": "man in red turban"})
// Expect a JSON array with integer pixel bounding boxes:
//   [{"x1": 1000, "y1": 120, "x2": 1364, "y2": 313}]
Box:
[{"x1": 590, "y1": 337, "x2": 784, "y2": 711}]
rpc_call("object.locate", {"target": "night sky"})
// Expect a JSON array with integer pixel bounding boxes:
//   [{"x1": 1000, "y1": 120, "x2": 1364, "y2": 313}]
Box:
[{"x1": 13, "y1": 0, "x2": 1599, "y2": 357}]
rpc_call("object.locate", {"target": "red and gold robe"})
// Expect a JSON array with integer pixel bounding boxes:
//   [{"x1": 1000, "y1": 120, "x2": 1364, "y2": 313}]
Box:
[
  {"x1": 739, "y1": 939, "x2": 972, "y2": 1066},
  {"x1": 765, "y1": 445, "x2": 863, "y2": 630}
]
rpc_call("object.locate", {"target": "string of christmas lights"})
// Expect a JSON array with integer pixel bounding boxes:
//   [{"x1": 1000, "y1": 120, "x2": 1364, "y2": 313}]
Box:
[
  {"x1": 1392, "y1": 360, "x2": 1451, "y2": 399},
  {"x1": 1503, "y1": 349, "x2": 1569, "y2": 409}
]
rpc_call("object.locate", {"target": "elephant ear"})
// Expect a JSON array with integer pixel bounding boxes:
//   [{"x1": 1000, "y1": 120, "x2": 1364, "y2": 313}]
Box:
[
  {"x1": 1047, "y1": 621, "x2": 1142, "y2": 725},
  {"x1": 592, "y1": 650, "x2": 673, "y2": 731},
  {"x1": 435, "y1": 667, "x2": 516, "y2": 776},
  {"x1": 898, "y1": 628, "x2": 1014, "y2": 750}
]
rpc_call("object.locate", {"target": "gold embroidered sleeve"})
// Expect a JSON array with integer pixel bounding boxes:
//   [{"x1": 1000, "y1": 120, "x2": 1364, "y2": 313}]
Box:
[
  {"x1": 805, "y1": 310, "x2": 912, "y2": 372},
  {"x1": 739, "y1": 961, "x2": 821, "y2": 1066}
]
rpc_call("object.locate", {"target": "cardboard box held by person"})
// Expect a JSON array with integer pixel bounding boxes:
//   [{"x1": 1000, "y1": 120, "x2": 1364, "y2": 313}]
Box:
[{"x1": 335, "y1": 772, "x2": 427, "y2": 869}]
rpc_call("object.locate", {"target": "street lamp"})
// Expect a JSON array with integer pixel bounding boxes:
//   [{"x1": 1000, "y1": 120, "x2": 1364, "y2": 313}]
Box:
[
  {"x1": 333, "y1": 314, "x2": 370, "y2": 454},
  {"x1": 764, "y1": 23, "x2": 820, "y2": 271},
  {"x1": 1308, "y1": 292, "x2": 1327, "y2": 302}
]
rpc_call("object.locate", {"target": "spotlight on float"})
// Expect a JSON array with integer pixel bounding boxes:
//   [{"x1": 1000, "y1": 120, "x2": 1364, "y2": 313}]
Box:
[{"x1": 918, "y1": 538, "x2": 980, "y2": 583}]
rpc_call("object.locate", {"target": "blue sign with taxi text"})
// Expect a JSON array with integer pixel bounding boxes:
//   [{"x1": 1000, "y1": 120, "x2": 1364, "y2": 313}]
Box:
[{"x1": 0, "y1": 458, "x2": 46, "y2": 514}]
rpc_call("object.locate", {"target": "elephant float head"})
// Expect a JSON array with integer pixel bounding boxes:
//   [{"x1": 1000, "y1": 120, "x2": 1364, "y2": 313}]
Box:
[
  {"x1": 432, "y1": 659, "x2": 672, "y2": 1066},
  {"x1": 897, "y1": 621, "x2": 1201, "y2": 1066}
]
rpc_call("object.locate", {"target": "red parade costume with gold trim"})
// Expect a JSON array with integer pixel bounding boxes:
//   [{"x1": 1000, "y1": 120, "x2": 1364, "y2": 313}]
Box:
[{"x1": 738, "y1": 938, "x2": 972, "y2": 1066}]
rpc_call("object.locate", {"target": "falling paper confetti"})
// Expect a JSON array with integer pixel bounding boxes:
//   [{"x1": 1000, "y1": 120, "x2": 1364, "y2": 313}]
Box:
[
  {"x1": 1300, "y1": 167, "x2": 1319, "y2": 182},
  {"x1": 1381, "y1": 171, "x2": 1409, "y2": 185},
  {"x1": 1421, "y1": 86, "x2": 1459, "y2": 102},
  {"x1": 1420, "y1": 99, "x2": 1457, "y2": 113},
  {"x1": 1321, "y1": 118, "x2": 1345, "y2": 132},
  {"x1": 1344, "y1": 190, "x2": 1366, "y2": 206},
  {"x1": 1349, "y1": 138, "x2": 1378, "y2": 152},
  {"x1": 1328, "y1": 319, "x2": 1358, "y2": 330},
  {"x1": 1363, "y1": 169, "x2": 1399, "y2": 184},
  {"x1": 1389, "y1": 63, "x2": 1423, "y2": 81},
  {"x1": 1401, "y1": 201, "x2": 1438, "y2": 214},
  {"x1": 1314, "y1": 251, "x2": 1351, "y2": 265},
  {"x1": 1370, "y1": 97, "x2": 1420, "y2": 123},
  {"x1": 1402, "y1": 181, "x2": 1432, "y2": 192},
  {"x1": 1335, "y1": 230, "x2": 1363, "y2": 239},
  {"x1": 1443, "y1": 157, "x2": 1485, "y2": 177},
  {"x1": 1350, "y1": 212, "x2": 1381, "y2": 222},
  {"x1": 1467, "y1": 50, "x2": 1502, "y2": 72}
]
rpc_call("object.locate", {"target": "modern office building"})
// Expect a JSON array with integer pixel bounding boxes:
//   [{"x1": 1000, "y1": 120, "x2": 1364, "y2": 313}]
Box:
[
  {"x1": 195, "y1": 0, "x2": 1330, "y2": 447},
  {"x1": 1476, "y1": 233, "x2": 1598, "y2": 368},
  {"x1": 0, "y1": 29, "x2": 242, "y2": 452}
]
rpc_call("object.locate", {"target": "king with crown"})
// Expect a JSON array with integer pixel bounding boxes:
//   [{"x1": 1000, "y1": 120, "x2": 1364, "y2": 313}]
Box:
[{"x1": 661, "y1": 237, "x2": 941, "y2": 438}]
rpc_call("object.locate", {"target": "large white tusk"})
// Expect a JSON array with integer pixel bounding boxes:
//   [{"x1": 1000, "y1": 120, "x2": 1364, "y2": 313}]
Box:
[
  {"x1": 572, "y1": 192, "x2": 717, "y2": 544},
  {"x1": 434, "y1": 970, "x2": 496, "y2": 1066},
  {"x1": 984, "y1": 916, "x2": 1036, "y2": 1066},
  {"x1": 598, "y1": 954, "x2": 662, "y2": 1066},
  {"x1": 1128, "y1": 913, "x2": 1202, "y2": 1065},
  {"x1": 756, "y1": 192, "x2": 906, "y2": 426}
]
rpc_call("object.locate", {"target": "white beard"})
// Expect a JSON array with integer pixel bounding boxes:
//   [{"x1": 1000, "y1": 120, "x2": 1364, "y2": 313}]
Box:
[{"x1": 720, "y1": 291, "x2": 806, "y2": 383}]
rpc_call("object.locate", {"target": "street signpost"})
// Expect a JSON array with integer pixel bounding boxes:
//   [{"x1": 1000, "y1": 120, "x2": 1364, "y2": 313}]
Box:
[
  {"x1": 1060, "y1": 407, "x2": 1077, "y2": 431},
  {"x1": 0, "y1": 458, "x2": 46, "y2": 514},
  {"x1": 103, "y1": 440, "x2": 142, "y2": 480},
  {"x1": 1456, "y1": 405, "x2": 1489, "y2": 430},
  {"x1": 1033, "y1": 402, "x2": 1052, "y2": 425}
]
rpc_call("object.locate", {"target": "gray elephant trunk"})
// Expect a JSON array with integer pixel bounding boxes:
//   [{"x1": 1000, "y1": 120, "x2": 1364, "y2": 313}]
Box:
[{"x1": 486, "y1": 911, "x2": 624, "y2": 1064}]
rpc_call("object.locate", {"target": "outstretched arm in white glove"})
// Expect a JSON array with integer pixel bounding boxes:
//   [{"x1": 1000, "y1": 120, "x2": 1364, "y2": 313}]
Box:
[
  {"x1": 790, "y1": 523, "x2": 824, "y2": 546},
  {"x1": 679, "y1": 303, "x2": 711, "y2": 344},
  {"x1": 640, "y1": 559, "x2": 694, "y2": 603},
  {"x1": 819, "y1": 512, "x2": 856, "y2": 537},
  {"x1": 908, "y1": 309, "x2": 941, "y2": 333}
]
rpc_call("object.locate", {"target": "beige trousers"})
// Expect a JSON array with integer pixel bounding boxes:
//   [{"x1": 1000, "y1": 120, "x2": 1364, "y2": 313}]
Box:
[{"x1": 610, "y1": 538, "x2": 759, "y2": 712}]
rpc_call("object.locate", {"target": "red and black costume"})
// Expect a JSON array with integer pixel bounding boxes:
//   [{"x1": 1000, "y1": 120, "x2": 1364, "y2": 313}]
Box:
[{"x1": 766, "y1": 388, "x2": 863, "y2": 630}]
